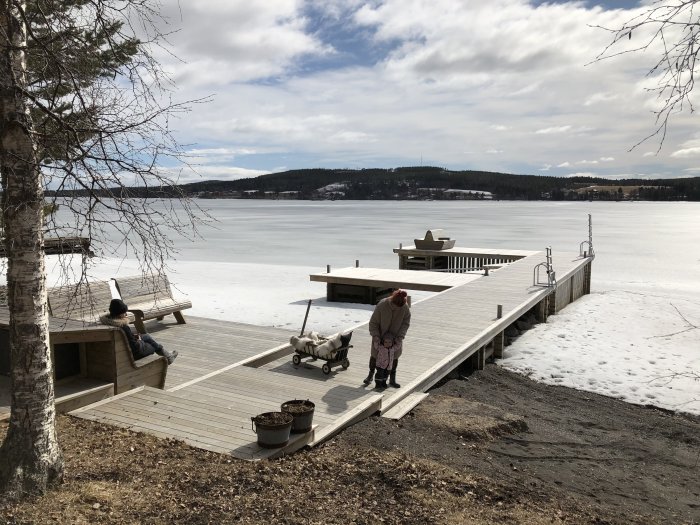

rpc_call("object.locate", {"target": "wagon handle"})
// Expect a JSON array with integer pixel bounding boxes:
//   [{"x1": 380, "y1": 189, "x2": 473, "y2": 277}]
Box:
[
  {"x1": 300, "y1": 299, "x2": 312, "y2": 336},
  {"x1": 251, "y1": 417, "x2": 257, "y2": 433}
]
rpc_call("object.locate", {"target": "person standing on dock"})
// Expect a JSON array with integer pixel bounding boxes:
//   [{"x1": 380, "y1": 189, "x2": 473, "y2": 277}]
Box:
[{"x1": 364, "y1": 289, "x2": 411, "y2": 388}]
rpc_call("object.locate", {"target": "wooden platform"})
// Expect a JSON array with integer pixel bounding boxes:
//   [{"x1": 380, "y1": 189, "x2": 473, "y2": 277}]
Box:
[
  {"x1": 0, "y1": 375, "x2": 113, "y2": 421},
  {"x1": 68, "y1": 249, "x2": 593, "y2": 460},
  {"x1": 310, "y1": 266, "x2": 483, "y2": 303}
]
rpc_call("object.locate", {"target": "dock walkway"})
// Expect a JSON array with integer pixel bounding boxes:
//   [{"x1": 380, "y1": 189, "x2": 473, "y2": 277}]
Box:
[{"x1": 70, "y1": 249, "x2": 593, "y2": 460}]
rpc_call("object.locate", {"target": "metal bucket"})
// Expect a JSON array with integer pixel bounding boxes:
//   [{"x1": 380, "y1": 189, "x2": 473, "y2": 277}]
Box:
[
  {"x1": 251, "y1": 411, "x2": 293, "y2": 448},
  {"x1": 281, "y1": 399, "x2": 315, "y2": 433}
]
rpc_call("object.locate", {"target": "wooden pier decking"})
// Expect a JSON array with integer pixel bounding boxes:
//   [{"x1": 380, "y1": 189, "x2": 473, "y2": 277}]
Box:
[
  {"x1": 310, "y1": 266, "x2": 483, "y2": 303},
  {"x1": 68, "y1": 248, "x2": 593, "y2": 460}
]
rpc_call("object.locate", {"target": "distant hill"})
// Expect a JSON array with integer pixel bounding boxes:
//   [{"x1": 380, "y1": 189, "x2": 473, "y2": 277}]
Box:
[
  {"x1": 178, "y1": 167, "x2": 700, "y2": 201},
  {"x1": 49, "y1": 166, "x2": 700, "y2": 200}
]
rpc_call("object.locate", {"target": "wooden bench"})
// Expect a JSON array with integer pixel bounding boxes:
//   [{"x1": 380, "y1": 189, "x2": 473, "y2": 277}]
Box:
[
  {"x1": 47, "y1": 280, "x2": 114, "y2": 322},
  {"x1": 114, "y1": 274, "x2": 192, "y2": 334},
  {"x1": 83, "y1": 327, "x2": 167, "y2": 394}
]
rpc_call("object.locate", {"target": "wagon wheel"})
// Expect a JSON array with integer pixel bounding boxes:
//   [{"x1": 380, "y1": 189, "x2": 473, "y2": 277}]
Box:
[
  {"x1": 322, "y1": 363, "x2": 331, "y2": 375},
  {"x1": 292, "y1": 354, "x2": 301, "y2": 366},
  {"x1": 341, "y1": 359, "x2": 350, "y2": 369}
]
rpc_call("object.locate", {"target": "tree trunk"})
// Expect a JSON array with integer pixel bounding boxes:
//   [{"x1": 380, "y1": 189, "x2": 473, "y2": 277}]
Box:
[{"x1": 0, "y1": 0, "x2": 63, "y2": 498}]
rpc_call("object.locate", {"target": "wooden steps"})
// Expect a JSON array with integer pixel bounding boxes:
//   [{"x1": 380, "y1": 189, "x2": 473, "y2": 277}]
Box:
[{"x1": 382, "y1": 392, "x2": 428, "y2": 420}]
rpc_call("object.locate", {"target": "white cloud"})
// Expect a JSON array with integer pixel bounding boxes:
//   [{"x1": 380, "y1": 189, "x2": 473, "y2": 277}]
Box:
[
  {"x1": 583, "y1": 92, "x2": 619, "y2": 106},
  {"x1": 158, "y1": 1, "x2": 330, "y2": 86},
  {"x1": 146, "y1": 0, "x2": 699, "y2": 178},
  {"x1": 671, "y1": 146, "x2": 700, "y2": 158},
  {"x1": 187, "y1": 165, "x2": 270, "y2": 182},
  {"x1": 577, "y1": 159, "x2": 599, "y2": 165},
  {"x1": 536, "y1": 125, "x2": 572, "y2": 135}
]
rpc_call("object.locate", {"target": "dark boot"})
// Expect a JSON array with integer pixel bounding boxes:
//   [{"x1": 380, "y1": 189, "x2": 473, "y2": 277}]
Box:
[
  {"x1": 375, "y1": 367, "x2": 388, "y2": 390},
  {"x1": 156, "y1": 347, "x2": 178, "y2": 365},
  {"x1": 389, "y1": 360, "x2": 400, "y2": 388},
  {"x1": 165, "y1": 348, "x2": 178, "y2": 365},
  {"x1": 363, "y1": 357, "x2": 376, "y2": 385}
]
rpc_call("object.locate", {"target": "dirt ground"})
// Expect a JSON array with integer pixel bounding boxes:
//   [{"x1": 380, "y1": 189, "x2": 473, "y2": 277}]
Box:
[{"x1": 1, "y1": 365, "x2": 698, "y2": 524}]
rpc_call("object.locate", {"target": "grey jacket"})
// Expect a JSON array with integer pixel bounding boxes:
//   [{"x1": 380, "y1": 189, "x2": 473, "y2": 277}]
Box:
[{"x1": 368, "y1": 298, "x2": 411, "y2": 341}]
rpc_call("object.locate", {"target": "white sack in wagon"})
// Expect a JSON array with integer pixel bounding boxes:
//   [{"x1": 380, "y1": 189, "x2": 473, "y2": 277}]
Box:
[{"x1": 289, "y1": 331, "x2": 352, "y2": 359}]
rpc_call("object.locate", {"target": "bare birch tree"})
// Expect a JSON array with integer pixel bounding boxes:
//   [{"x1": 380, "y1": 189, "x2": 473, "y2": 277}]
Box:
[
  {"x1": 0, "y1": 0, "x2": 203, "y2": 498},
  {"x1": 593, "y1": 1, "x2": 700, "y2": 149}
]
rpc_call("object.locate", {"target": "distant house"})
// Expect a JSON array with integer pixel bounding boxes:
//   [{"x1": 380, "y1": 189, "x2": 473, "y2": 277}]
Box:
[
  {"x1": 443, "y1": 189, "x2": 493, "y2": 200},
  {"x1": 316, "y1": 182, "x2": 348, "y2": 199},
  {"x1": 417, "y1": 187, "x2": 444, "y2": 199},
  {"x1": 278, "y1": 191, "x2": 299, "y2": 199}
]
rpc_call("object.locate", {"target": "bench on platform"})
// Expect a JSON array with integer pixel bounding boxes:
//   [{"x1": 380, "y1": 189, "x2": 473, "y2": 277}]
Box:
[
  {"x1": 84, "y1": 327, "x2": 167, "y2": 394},
  {"x1": 47, "y1": 280, "x2": 115, "y2": 322},
  {"x1": 114, "y1": 274, "x2": 192, "y2": 334}
]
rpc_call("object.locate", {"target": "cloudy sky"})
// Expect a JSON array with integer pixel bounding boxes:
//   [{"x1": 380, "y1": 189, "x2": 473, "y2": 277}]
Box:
[{"x1": 151, "y1": 0, "x2": 700, "y2": 182}]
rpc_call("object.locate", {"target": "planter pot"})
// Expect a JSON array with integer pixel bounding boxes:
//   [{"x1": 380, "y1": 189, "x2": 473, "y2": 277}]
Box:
[
  {"x1": 251, "y1": 411, "x2": 293, "y2": 448},
  {"x1": 281, "y1": 399, "x2": 315, "y2": 433}
]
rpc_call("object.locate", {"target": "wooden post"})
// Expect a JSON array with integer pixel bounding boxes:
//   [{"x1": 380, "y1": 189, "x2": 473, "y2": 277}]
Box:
[
  {"x1": 355, "y1": 259, "x2": 359, "y2": 268},
  {"x1": 327, "y1": 264, "x2": 331, "y2": 273},
  {"x1": 535, "y1": 298, "x2": 548, "y2": 323},
  {"x1": 548, "y1": 291, "x2": 556, "y2": 316},
  {"x1": 497, "y1": 304, "x2": 502, "y2": 319},
  {"x1": 493, "y1": 332, "x2": 505, "y2": 359}
]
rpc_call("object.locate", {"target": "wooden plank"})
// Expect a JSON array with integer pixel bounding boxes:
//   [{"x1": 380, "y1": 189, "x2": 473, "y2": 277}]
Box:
[
  {"x1": 311, "y1": 395, "x2": 383, "y2": 445},
  {"x1": 381, "y1": 392, "x2": 428, "y2": 420}
]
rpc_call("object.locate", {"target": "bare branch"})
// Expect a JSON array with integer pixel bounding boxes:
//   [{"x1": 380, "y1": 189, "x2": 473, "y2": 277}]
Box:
[{"x1": 591, "y1": 1, "x2": 700, "y2": 150}]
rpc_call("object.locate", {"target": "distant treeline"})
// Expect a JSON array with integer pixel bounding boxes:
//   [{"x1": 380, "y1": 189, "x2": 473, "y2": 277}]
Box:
[{"x1": 50, "y1": 167, "x2": 700, "y2": 201}]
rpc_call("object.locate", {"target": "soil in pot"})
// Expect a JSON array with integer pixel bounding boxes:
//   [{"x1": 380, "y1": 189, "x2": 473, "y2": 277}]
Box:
[
  {"x1": 281, "y1": 400, "x2": 315, "y2": 433},
  {"x1": 251, "y1": 411, "x2": 293, "y2": 448}
]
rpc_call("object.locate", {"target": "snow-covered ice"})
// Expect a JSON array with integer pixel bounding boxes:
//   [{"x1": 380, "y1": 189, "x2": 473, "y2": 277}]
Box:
[{"x1": 499, "y1": 290, "x2": 700, "y2": 415}]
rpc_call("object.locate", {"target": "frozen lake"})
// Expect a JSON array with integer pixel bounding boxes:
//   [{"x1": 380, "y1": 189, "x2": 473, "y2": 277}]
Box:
[{"x1": 168, "y1": 199, "x2": 700, "y2": 296}]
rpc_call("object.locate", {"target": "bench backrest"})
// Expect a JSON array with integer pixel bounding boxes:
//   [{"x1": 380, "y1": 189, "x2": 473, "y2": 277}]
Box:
[
  {"x1": 47, "y1": 280, "x2": 113, "y2": 322},
  {"x1": 115, "y1": 274, "x2": 175, "y2": 306}
]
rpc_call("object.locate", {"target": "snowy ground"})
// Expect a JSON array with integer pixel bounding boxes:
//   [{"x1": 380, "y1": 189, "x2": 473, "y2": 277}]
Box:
[
  {"x1": 499, "y1": 290, "x2": 700, "y2": 416},
  {"x1": 47, "y1": 255, "x2": 700, "y2": 417}
]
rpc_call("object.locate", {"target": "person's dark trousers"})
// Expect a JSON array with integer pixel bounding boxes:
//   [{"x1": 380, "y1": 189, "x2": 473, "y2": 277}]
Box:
[
  {"x1": 363, "y1": 356, "x2": 376, "y2": 385},
  {"x1": 389, "y1": 359, "x2": 400, "y2": 388}
]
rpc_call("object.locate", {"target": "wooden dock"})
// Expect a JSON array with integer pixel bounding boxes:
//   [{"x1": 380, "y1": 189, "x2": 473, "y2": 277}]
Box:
[{"x1": 68, "y1": 249, "x2": 593, "y2": 460}]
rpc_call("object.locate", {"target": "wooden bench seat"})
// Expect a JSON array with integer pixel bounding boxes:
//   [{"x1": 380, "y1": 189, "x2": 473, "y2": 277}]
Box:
[
  {"x1": 114, "y1": 274, "x2": 192, "y2": 333},
  {"x1": 47, "y1": 280, "x2": 114, "y2": 322},
  {"x1": 83, "y1": 327, "x2": 167, "y2": 394}
]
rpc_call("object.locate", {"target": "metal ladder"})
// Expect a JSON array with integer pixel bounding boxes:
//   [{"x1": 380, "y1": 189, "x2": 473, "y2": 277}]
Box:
[
  {"x1": 579, "y1": 214, "x2": 595, "y2": 258},
  {"x1": 533, "y1": 246, "x2": 556, "y2": 287}
]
